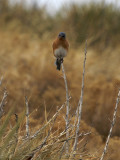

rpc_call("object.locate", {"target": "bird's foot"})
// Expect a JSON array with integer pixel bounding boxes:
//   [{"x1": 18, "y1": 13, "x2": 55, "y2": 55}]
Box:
[{"x1": 60, "y1": 58, "x2": 63, "y2": 63}]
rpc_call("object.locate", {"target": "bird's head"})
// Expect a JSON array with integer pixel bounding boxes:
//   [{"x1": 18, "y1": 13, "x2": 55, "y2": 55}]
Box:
[{"x1": 58, "y1": 32, "x2": 66, "y2": 40}]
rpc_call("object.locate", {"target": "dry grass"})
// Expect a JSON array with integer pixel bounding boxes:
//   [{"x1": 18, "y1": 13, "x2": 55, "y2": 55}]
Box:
[
  {"x1": 0, "y1": 1, "x2": 120, "y2": 159},
  {"x1": 0, "y1": 30, "x2": 120, "y2": 159},
  {"x1": 0, "y1": 30, "x2": 120, "y2": 136},
  {"x1": 0, "y1": 99, "x2": 103, "y2": 160}
]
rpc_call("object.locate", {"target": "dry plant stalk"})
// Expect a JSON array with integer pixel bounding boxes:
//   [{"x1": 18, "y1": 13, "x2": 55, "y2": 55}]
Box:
[
  {"x1": 0, "y1": 76, "x2": 3, "y2": 86},
  {"x1": 0, "y1": 88, "x2": 8, "y2": 118},
  {"x1": 59, "y1": 142, "x2": 66, "y2": 160},
  {"x1": 72, "y1": 40, "x2": 87, "y2": 156},
  {"x1": 25, "y1": 96, "x2": 30, "y2": 137},
  {"x1": 9, "y1": 114, "x2": 19, "y2": 158},
  {"x1": 31, "y1": 117, "x2": 57, "y2": 160},
  {"x1": 31, "y1": 99, "x2": 69, "y2": 138},
  {"x1": 100, "y1": 89, "x2": 120, "y2": 160},
  {"x1": 61, "y1": 63, "x2": 69, "y2": 155}
]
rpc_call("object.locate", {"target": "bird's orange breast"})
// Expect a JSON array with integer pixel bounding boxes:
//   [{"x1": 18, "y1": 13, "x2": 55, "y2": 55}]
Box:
[{"x1": 52, "y1": 38, "x2": 69, "y2": 57}]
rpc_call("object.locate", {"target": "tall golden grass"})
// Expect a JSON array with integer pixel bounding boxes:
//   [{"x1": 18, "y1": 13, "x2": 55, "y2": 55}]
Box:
[{"x1": 0, "y1": 0, "x2": 120, "y2": 159}]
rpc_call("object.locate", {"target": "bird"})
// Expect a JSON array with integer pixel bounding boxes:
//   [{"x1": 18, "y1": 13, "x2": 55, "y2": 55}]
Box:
[{"x1": 52, "y1": 32, "x2": 69, "y2": 70}]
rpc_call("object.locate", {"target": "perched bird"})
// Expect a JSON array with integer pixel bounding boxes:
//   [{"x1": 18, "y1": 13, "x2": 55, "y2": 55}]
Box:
[{"x1": 52, "y1": 32, "x2": 69, "y2": 70}]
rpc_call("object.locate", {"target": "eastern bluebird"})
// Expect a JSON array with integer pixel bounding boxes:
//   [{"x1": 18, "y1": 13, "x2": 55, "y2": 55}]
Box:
[{"x1": 52, "y1": 32, "x2": 69, "y2": 70}]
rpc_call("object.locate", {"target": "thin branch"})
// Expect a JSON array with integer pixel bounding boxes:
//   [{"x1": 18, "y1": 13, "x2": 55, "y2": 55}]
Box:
[
  {"x1": 61, "y1": 63, "x2": 70, "y2": 156},
  {"x1": 73, "y1": 107, "x2": 78, "y2": 128},
  {"x1": 60, "y1": 132, "x2": 91, "y2": 143},
  {"x1": 0, "y1": 88, "x2": 8, "y2": 119},
  {"x1": 59, "y1": 132, "x2": 91, "y2": 160},
  {"x1": 100, "y1": 89, "x2": 120, "y2": 160},
  {"x1": 25, "y1": 96, "x2": 30, "y2": 138},
  {"x1": 0, "y1": 76, "x2": 3, "y2": 86},
  {"x1": 72, "y1": 40, "x2": 87, "y2": 156}
]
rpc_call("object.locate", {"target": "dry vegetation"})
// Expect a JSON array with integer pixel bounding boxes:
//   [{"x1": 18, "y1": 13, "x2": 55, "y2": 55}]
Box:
[{"x1": 0, "y1": 0, "x2": 120, "y2": 159}]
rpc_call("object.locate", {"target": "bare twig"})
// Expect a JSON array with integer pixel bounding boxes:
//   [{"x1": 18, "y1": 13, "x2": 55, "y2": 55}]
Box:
[
  {"x1": 25, "y1": 96, "x2": 30, "y2": 138},
  {"x1": 59, "y1": 132, "x2": 91, "y2": 160},
  {"x1": 72, "y1": 40, "x2": 87, "y2": 156},
  {"x1": 0, "y1": 76, "x2": 3, "y2": 86},
  {"x1": 100, "y1": 89, "x2": 120, "y2": 160},
  {"x1": 73, "y1": 107, "x2": 78, "y2": 128},
  {"x1": 0, "y1": 88, "x2": 8, "y2": 118},
  {"x1": 60, "y1": 132, "x2": 91, "y2": 143},
  {"x1": 61, "y1": 63, "x2": 70, "y2": 155}
]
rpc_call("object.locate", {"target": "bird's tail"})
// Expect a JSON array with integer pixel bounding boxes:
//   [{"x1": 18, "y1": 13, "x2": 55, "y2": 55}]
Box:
[{"x1": 55, "y1": 58, "x2": 63, "y2": 71}]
